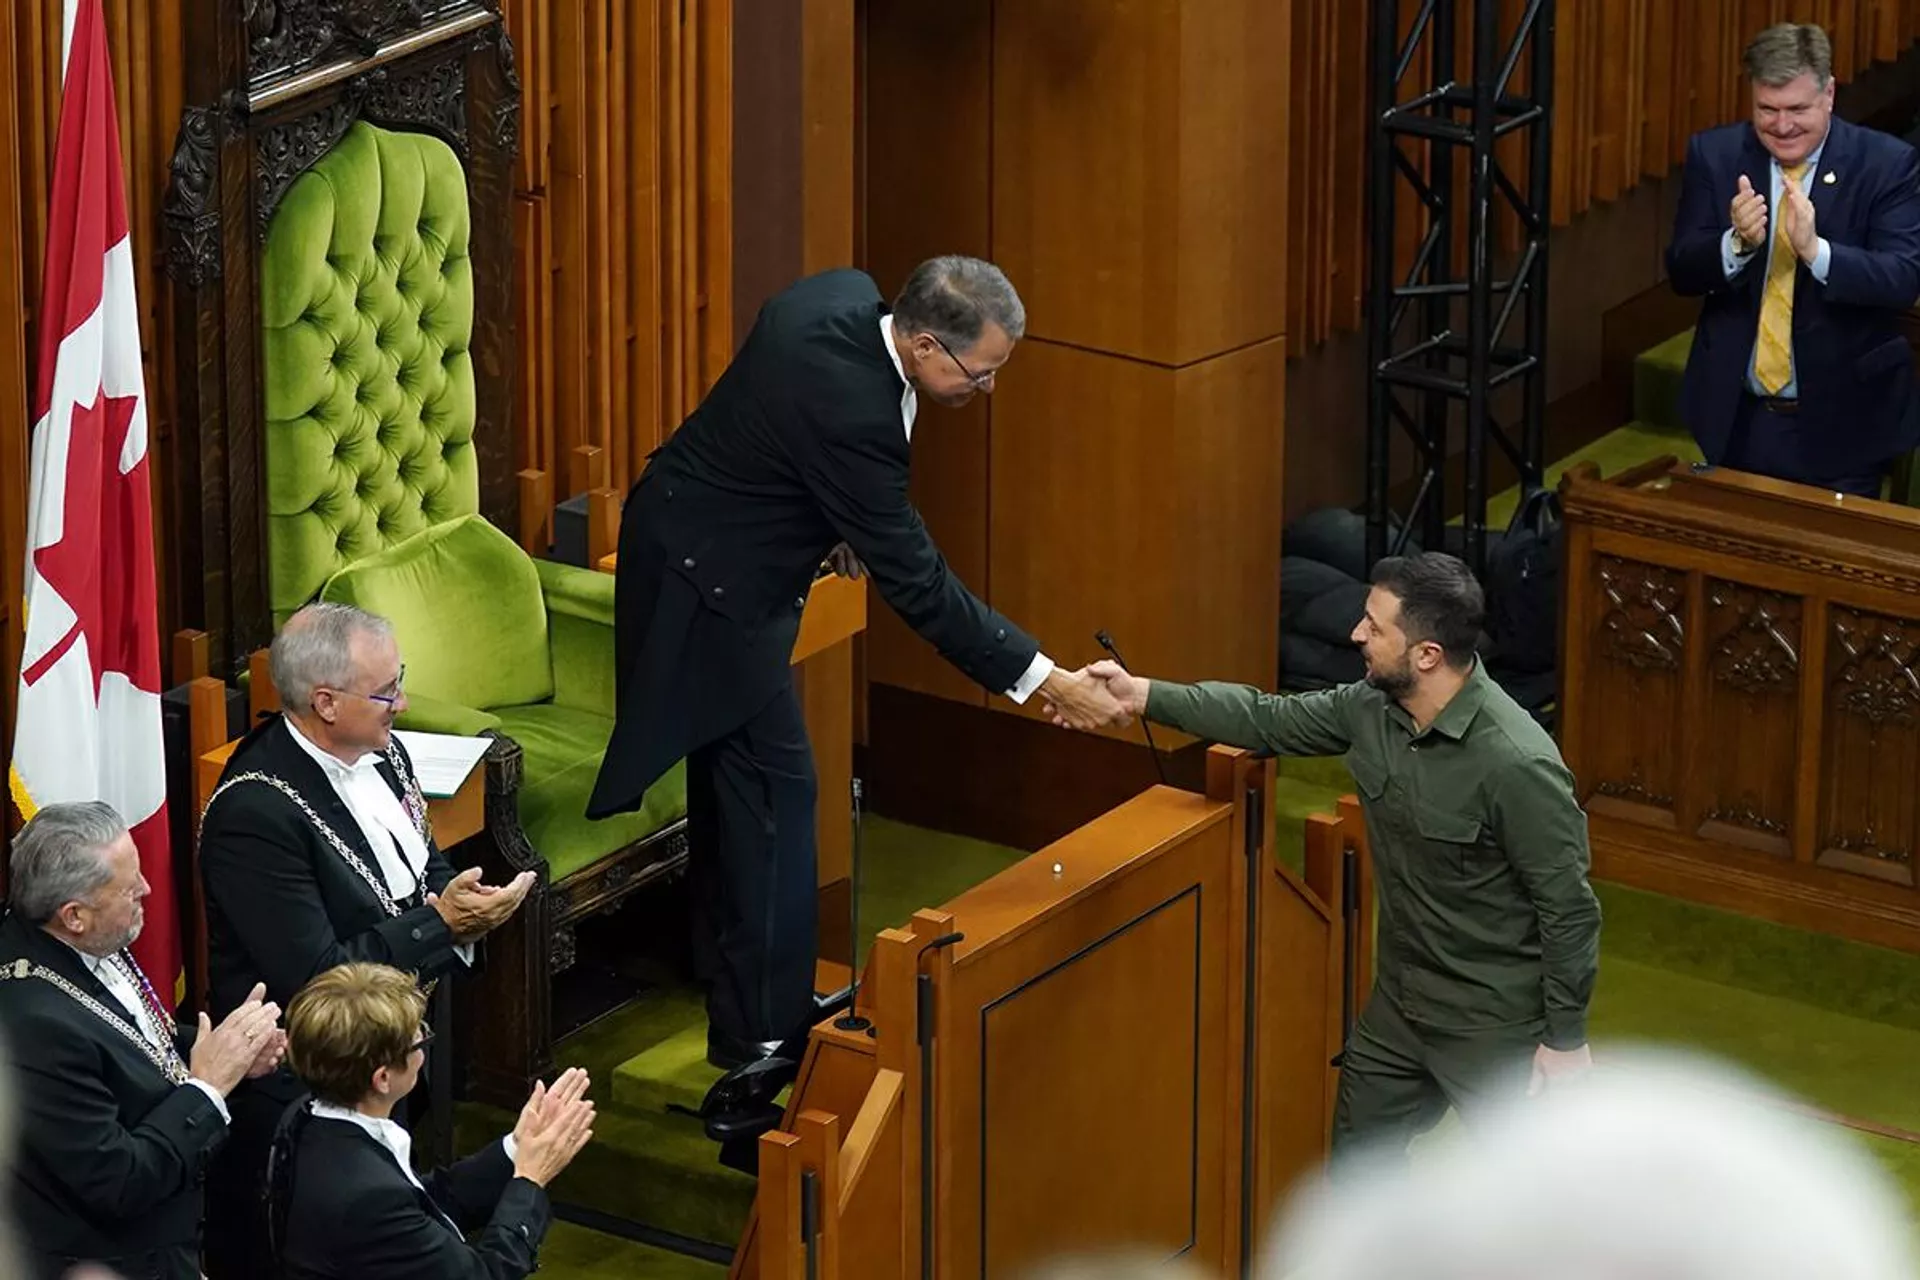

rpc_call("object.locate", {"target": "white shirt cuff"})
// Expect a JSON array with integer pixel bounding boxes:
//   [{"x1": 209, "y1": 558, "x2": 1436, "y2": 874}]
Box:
[
  {"x1": 502, "y1": 1134, "x2": 517, "y2": 1162},
  {"x1": 1810, "y1": 237, "x2": 1832, "y2": 284},
  {"x1": 1722, "y1": 227, "x2": 1756, "y2": 279},
  {"x1": 455, "y1": 942, "x2": 475, "y2": 967},
  {"x1": 1006, "y1": 651, "x2": 1055, "y2": 705},
  {"x1": 187, "y1": 1078, "x2": 232, "y2": 1124}
]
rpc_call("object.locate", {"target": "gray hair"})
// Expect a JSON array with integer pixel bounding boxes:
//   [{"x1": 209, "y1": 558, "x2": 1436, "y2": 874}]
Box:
[
  {"x1": 1744, "y1": 23, "x2": 1832, "y2": 88},
  {"x1": 892, "y1": 255, "x2": 1026, "y2": 352},
  {"x1": 9, "y1": 801, "x2": 127, "y2": 925},
  {"x1": 271, "y1": 602, "x2": 393, "y2": 712}
]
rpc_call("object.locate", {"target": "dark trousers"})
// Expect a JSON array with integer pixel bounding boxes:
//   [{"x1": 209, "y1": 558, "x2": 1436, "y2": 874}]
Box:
[
  {"x1": 1330, "y1": 992, "x2": 1542, "y2": 1171},
  {"x1": 1724, "y1": 395, "x2": 1887, "y2": 497},
  {"x1": 201, "y1": 1080, "x2": 285, "y2": 1279},
  {"x1": 687, "y1": 679, "x2": 820, "y2": 1046}
]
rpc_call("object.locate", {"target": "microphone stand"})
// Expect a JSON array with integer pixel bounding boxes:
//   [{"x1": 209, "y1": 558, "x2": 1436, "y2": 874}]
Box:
[
  {"x1": 834, "y1": 776, "x2": 872, "y2": 1033},
  {"x1": 1095, "y1": 630, "x2": 1169, "y2": 787}
]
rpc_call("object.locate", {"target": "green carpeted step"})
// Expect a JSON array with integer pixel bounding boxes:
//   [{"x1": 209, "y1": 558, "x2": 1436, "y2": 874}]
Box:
[
  {"x1": 1590, "y1": 955, "x2": 1920, "y2": 1215},
  {"x1": 1482, "y1": 420, "x2": 1704, "y2": 530},
  {"x1": 1594, "y1": 882, "x2": 1920, "y2": 1034},
  {"x1": 598, "y1": 986, "x2": 722, "y2": 1118},
  {"x1": 1632, "y1": 327, "x2": 1695, "y2": 432},
  {"x1": 1271, "y1": 774, "x2": 1346, "y2": 877},
  {"x1": 539, "y1": 1220, "x2": 727, "y2": 1280},
  {"x1": 1276, "y1": 755, "x2": 1355, "y2": 794},
  {"x1": 457, "y1": 1100, "x2": 756, "y2": 1248}
]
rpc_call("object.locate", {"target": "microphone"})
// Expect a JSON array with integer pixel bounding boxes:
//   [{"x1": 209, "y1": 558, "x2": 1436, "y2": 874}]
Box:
[
  {"x1": 834, "y1": 777, "x2": 872, "y2": 1033},
  {"x1": 1094, "y1": 630, "x2": 1169, "y2": 788}
]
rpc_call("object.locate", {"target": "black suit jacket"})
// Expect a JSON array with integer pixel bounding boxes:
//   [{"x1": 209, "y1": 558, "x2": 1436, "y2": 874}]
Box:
[
  {"x1": 199, "y1": 715, "x2": 461, "y2": 1104},
  {"x1": 1667, "y1": 116, "x2": 1920, "y2": 474},
  {"x1": 0, "y1": 914, "x2": 227, "y2": 1280},
  {"x1": 276, "y1": 1114, "x2": 548, "y2": 1279},
  {"x1": 590, "y1": 268, "x2": 1038, "y2": 813}
]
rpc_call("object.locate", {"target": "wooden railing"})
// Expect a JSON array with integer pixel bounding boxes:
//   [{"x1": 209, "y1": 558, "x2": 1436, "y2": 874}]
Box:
[{"x1": 734, "y1": 748, "x2": 1375, "y2": 1279}]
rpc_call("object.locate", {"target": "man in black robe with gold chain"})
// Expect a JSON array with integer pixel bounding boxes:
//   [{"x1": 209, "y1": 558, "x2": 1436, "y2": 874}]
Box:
[{"x1": 197, "y1": 602, "x2": 533, "y2": 1279}]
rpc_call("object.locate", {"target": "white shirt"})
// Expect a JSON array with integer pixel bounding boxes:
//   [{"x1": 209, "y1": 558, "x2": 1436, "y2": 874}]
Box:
[
  {"x1": 60, "y1": 938, "x2": 230, "y2": 1122},
  {"x1": 310, "y1": 1100, "x2": 516, "y2": 1226},
  {"x1": 285, "y1": 720, "x2": 473, "y2": 965},
  {"x1": 878, "y1": 314, "x2": 1054, "y2": 704}
]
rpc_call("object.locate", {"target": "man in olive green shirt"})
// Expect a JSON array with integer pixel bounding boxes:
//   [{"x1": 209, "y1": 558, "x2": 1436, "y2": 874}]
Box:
[{"x1": 1072, "y1": 553, "x2": 1601, "y2": 1162}]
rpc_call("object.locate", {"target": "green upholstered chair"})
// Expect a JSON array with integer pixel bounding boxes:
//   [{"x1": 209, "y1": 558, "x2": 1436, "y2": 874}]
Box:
[{"x1": 261, "y1": 120, "x2": 687, "y2": 1104}]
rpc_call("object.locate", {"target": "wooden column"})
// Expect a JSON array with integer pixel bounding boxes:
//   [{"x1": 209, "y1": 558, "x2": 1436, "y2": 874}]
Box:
[{"x1": 863, "y1": 1, "x2": 1290, "y2": 846}]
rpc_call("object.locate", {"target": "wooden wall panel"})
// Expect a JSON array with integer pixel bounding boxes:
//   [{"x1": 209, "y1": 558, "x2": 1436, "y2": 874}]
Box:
[
  {"x1": 990, "y1": 0, "x2": 1288, "y2": 366},
  {"x1": 861, "y1": 1, "x2": 994, "y2": 707},
  {"x1": 988, "y1": 338, "x2": 1288, "y2": 734},
  {"x1": 500, "y1": 0, "x2": 732, "y2": 510}
]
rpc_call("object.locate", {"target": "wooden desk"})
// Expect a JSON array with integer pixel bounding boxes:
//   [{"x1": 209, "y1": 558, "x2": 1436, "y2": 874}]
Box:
[{"x1": 1560, "y1": 457, "x2": 1920, "y2": 952}]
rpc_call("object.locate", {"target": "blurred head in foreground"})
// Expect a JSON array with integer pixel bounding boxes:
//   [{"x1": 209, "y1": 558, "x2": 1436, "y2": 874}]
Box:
[{"x1": 1264, "y1": 1050, "x2": 1916, "y2": 1280}]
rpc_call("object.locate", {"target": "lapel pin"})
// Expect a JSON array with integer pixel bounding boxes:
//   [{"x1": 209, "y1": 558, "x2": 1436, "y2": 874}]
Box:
[{"x1": 1823, "y1": 171, "x2": 1837, "y2": 184}]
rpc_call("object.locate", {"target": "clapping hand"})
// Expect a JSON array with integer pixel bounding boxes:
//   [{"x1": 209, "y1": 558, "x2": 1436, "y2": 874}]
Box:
[
  {"x1": 1780, "y1": 169, "x2": 1819, "y2": 263},
  {"x1": 190, "y1": 982, "x2": 283, "y2": 1096},
  {"x1": 511, "y1": 1067, "x2": 596, "y2": 1187},
  {"x1": 1730, "y1": 174, "x2": 1768, "y2": 253},
  {"x1": 428, "y1": 867, "x2": 536, "y2": 942}
]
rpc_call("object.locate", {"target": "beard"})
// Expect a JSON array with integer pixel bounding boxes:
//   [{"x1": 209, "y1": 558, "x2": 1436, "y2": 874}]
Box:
[{"x1": 1364, "y1": 653, "x2": 1416, "y2": 701}]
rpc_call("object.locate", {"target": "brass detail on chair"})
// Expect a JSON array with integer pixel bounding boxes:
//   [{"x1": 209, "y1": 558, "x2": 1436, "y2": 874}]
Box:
[
  {"x1": 1596, "y1": 557, "x2": 1684, "y2": 671},
  {"x1": 1707, "y1": 582, "x2": 1799, "y2": 694},
  {"x1": 162, "y1": 107, "x2": 222, "y2": 287}
]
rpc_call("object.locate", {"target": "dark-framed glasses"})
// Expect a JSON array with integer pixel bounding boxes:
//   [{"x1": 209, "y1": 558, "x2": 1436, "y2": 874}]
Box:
[{"x1": 928, "y1": 333, "x2": 997, "y2": 389}]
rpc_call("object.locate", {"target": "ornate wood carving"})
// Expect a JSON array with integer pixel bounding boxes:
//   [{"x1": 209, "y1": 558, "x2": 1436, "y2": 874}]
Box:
[
  {"x1": 1561, "y1": 462, "x2": 1920, "y2": 948},
  {"x1": 488, "y1": 21, "x2": 521, "y2": 157},
  {"x1": 1707, "y1": 582, "x2": 1799, "y2": 694},
  {"x1": 1829, "y1": 609, "x2": 1920, "y2": 728},
  {"x1": 1697, "y1": 582, "x2": 1801, "y2": 844},
  {"x1": 245, "y1": 0, "x2": 491, "y2": 86},
  {"x1": 1596, "y1": 557, "x2": 1684, "y2": 670},
  {"x1": 1819, "y1": 609, "x2": 1920, "y2": 881},
  {"x1": 253, "y1": 55, "x2": 469, "y2": 238},
  {"x1": 162, "y1": 106, "x2": 223, "y2": 286}
]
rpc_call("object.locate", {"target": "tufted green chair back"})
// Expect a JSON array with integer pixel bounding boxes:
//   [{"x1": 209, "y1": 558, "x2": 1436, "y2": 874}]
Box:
[{"x1": 260, "y1": 120, "x2": 479, "y2": 627}]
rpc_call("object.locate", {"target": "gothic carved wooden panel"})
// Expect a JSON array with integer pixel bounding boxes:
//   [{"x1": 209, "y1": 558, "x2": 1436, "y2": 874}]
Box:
[
  {"x1": 1819, "y1": 608, "x2": 1920, "y2": 887},
  {"x1": 1586, "y1": 556, "x2": 1685, "y2": 820},
  {"x1": 245, "y1": 0, "x2": 489, "y2": 88},
  {"x1": 1698, "y1": 581, "x2": 1800, "y2": 855}
]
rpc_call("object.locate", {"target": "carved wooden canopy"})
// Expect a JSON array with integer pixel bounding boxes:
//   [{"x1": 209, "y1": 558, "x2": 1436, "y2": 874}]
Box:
[{"x1": 162, "y1": 0, "x2": 519, "y2": 674}]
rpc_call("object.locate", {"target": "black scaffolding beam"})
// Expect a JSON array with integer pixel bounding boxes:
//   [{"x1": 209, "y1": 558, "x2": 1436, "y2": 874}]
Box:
[{"x1": 1365, "y1": 0, "x2": 1555, "y2": 578}]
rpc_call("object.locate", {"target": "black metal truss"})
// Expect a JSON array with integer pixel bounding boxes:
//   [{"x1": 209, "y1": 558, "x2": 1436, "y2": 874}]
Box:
[{"x1": 1365, "y1": 0, "x2": 1555, "y2": 578}]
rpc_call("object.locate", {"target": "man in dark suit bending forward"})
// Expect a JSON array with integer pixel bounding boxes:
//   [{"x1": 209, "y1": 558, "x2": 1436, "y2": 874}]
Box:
[{"x1": 587, "y1": 257, "x2": 1119, "y2": 1120}]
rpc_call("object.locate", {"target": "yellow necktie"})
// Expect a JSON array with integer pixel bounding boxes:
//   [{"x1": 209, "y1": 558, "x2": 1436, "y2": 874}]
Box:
[{"x1": 1754, "y1": 163, "x2": 1809, "y2": 395}]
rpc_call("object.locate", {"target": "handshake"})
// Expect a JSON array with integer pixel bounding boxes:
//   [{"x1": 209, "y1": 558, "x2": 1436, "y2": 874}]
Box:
[{"x1": 1039, "y1": 660, "x2": 1151, "y2": 732}]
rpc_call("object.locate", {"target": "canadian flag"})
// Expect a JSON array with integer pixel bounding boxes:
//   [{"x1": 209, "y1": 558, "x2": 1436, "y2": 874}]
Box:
[{"x1": 7, "y1": 0, "x2": 176, "y2": 1007}]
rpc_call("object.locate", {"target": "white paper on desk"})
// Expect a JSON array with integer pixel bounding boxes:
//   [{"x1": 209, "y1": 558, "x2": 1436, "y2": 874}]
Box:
[{"x1": 391, "y1": 730, "x2": 492, "y2": 798}]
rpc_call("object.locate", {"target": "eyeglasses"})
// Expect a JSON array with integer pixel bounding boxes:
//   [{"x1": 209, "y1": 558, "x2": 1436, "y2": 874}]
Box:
[
  {"x1": 409, "y1": 1022, "x2": 435, "y2": 1055},
  {"x1": 928, "y1": 333, "x2": 998, "y2": 390},
  {"x1": 329, "y1": 664, "x2": 406, "y2": 709}
]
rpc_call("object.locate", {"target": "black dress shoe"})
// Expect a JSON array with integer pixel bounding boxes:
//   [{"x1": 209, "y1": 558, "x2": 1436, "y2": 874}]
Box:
[{"x1": 700, "y1": 1053, "x2": 797, "y2": 1145}]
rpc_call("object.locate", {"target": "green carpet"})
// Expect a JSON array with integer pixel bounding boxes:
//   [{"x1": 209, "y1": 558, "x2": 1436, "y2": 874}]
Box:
[{"x1": 539, "y1": 1221, "x2": 726, "y2": 1279}]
